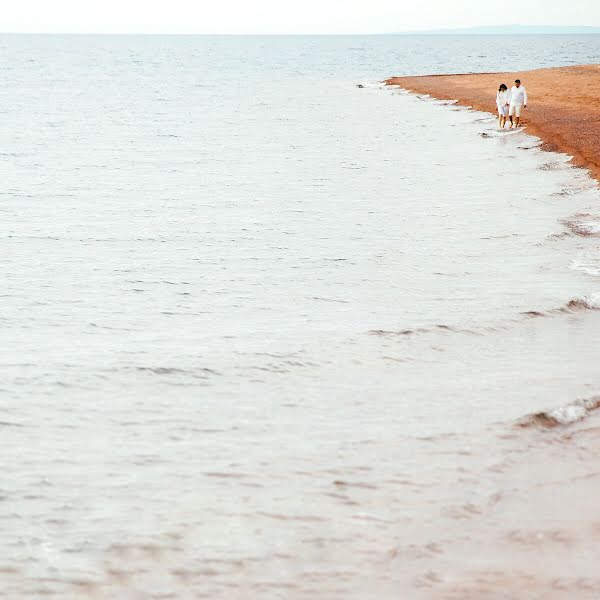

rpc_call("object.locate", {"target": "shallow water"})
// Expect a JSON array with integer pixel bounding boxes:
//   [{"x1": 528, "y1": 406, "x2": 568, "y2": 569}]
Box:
[{"x1": 2, "y1": 35, "x2": 600, "y2": 598}]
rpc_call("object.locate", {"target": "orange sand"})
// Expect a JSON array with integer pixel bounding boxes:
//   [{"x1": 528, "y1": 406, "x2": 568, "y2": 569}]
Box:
[{"x1": 385, "y1": 65, "x2": 600, "y2": 183}]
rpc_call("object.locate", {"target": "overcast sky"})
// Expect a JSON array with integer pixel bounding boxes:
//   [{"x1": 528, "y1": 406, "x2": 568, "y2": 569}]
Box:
[{"x1": 2, "y1": 0, "x2": 599, "y2": 34}]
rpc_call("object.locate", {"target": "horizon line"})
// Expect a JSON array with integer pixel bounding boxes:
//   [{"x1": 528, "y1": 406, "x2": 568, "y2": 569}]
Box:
[
  {"x1": 1, "y1": 25, "x2": 600, "y2": 36},
  {"x1": 2, "y1": 32, "x2": 600, "y2": 36}
]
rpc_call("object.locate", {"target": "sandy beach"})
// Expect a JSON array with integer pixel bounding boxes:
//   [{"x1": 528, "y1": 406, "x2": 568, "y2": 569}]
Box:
[{"x1": 385, "y1": 64, "x2": 600, "y2": 182}]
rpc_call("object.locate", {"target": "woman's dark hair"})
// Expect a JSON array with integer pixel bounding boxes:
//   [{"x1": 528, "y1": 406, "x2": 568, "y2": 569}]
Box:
[{"x1": 498, "y1": 83, "x2": 508, "y2": 92}]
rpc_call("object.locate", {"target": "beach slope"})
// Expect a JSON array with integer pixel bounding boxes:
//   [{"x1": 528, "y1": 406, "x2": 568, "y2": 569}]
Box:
[{"x1": 385, "y1": 65, "x2": 600, "y2": 182}]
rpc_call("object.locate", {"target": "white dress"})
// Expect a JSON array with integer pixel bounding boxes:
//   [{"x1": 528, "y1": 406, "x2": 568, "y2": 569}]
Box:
[{"x1": 496, "y1": 90, "x2": 511, "y2": 116}]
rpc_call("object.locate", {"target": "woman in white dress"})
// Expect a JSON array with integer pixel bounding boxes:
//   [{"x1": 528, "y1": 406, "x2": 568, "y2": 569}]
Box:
[{"x1": 496, "y1": 83, "x2": 511, "y2": 130}]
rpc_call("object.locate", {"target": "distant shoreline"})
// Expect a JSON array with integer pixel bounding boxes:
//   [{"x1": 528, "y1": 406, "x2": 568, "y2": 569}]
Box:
[
  {"x1": 385, "y1": 65, "x2": 600, "y2": 183},
  {"x1": 386, "y1": 32, "x2": 600, "y2": 36},
  {"x1": 388, "y1": 26, "x2": 600, "y2": 35}
]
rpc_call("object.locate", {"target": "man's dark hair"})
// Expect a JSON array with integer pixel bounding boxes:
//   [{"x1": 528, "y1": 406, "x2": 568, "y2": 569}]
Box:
[{"x1": 515, "y1": 79, "x2": 521, "y2": 83}]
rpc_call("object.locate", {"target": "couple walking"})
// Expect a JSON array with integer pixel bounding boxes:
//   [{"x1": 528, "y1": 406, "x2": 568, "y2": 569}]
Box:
[{"x1": 496, "y1": 79, "x2": 528, "y2": 129}]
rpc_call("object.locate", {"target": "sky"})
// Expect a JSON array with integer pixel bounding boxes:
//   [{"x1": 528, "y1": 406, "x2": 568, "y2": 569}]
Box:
[{"x1": 1, "y1": 0, "x2": 599, "y2": 34}]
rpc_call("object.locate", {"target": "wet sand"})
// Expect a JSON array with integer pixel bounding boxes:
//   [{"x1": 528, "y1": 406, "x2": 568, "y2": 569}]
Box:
[{"x1": 385, "y1": 64, "x2": 600, "y2": 182}]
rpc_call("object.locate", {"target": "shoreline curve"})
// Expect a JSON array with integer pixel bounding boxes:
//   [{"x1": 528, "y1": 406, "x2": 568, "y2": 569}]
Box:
[{"x1": 384, "y1": 64, "x2": 600, "y2": 184}]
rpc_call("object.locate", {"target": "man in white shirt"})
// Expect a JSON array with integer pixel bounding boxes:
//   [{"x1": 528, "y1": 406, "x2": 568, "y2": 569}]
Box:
[{"x1": 509, "y1": 79, "x2": 528, "y2": 128}]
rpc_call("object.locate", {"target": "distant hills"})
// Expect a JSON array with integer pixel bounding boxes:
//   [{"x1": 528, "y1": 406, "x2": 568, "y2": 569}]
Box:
[{"x1": 392, "y1": 25, "x2": 600, "y2": 35}]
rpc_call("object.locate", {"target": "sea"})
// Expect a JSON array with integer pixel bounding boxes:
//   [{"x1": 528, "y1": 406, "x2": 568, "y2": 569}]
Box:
[{"x1": 2, "y1": 34, "x2": 600, "y2": 599}]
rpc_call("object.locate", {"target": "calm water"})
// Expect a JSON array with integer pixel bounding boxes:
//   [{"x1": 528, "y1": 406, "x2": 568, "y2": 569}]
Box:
[{"x1": 2, "y1": 35, "x2": 600, "y2": 598}]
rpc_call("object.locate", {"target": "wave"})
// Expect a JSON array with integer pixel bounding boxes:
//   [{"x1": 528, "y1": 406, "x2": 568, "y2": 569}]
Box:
[
  {"x1": 523, "y1": 295, "x2": 600, "y2": 314},
  {"x1": 539, "y1": 161, "x2": 569, "y2": 171},
  {"x1": 522, "y1": 294, "x2": 600, "y2": 314},
  {"x1": 369, "y1": 295, "x2": 600, "y2": 340},
  {"x1": 562, "y1": 295, "x2": 600, "y2": 310},
  {"x1": 570, "y1": 258, "x2": 600, "y2": 277},
  {"x1": 517, "y1": 395, "x2": 600, "y2": 428},
  {"x1": 479, "y1": 127, "x2": 526, "y2": 139},
  {"x1": 563, "y1": 213, "x2": 600, "y2": 236},
  {"x1": 356, "y1": 81, "x2": 386, "y2": 89},
  {"x1": 430, "y1": 99, "x2": 458, "y2": 106},
  {"x1": 369, "y1": 324, "x2": 478, "y2": 337}
]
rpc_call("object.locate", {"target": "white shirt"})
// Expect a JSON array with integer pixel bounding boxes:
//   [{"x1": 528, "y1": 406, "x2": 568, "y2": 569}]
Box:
[
  {"x1": 510, "y1": 85, "x2": 528, "y2": 106},
  {"x1": 496, "y1": 89, "x2": 511, "y2": 108}
]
